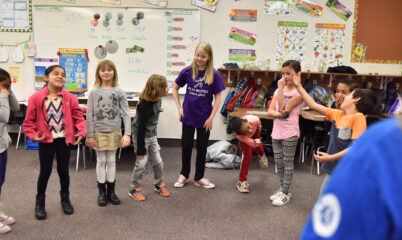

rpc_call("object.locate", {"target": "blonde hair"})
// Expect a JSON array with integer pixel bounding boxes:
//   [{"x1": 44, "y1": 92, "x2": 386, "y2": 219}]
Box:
[
  {"x1": 94, "y1": 60, "x2": 118, "y2": 87},
  {"x1": 191, "y1": 42, "x2": 214, "y2": 85},
  {"x1": 140, "y1": 74, "x2": 168, "y2": 102}
]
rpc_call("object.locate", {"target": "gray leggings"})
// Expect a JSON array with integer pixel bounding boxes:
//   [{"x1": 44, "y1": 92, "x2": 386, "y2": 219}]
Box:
[
  {"x1": 272, "y1": 136, "x2": 299, "y2": 194},
  {"x1": 131, "y1": 136, "x2": 164, "y2": 189}
]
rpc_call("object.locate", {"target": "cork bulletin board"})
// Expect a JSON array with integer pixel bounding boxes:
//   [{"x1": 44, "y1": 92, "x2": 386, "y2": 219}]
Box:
[{"x1": 351, "y1": 0, "x2": 402, "y2": 64}]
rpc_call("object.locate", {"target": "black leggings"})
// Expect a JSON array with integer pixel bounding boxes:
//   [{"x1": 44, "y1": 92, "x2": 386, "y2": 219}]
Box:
[
  {"x1": 180, "y1": 123, "x2": 210, "y2": 181},
  {"x1": 37, "y1": 138, "x2": 71, "y2": 196}
]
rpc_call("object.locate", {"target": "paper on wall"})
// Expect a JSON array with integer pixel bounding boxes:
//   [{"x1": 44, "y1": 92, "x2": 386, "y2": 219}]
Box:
[
  {"x1": 142, "y1": 0, "x2": 168, "y2": 7},
  {"x1": 0, "y1": 0, "x2": 32, "y2": 32},
  {"x1": 12, "y1": 46, "x2": 24, "y2": 63},
  {"x1": 228, "y1": 27, "x2": 256, "y2": 45},
  {"x1": 229, "y1": 49, "x2": 256, "y2": 61},
  {"x1": 191, "y1": 0, "x2": 218, "y2": 12},
  {"x1": 276, "y1": 21, "x2": 308, "y2": 62},
  {"x1": 34, "y1": 58, "x2": 58, "y2": 90},
  {"x1": 264, "y1": 0, "x2": 292, "y2": 15},
  {"x1": 295, "y1": 0, "x2": 323, "y2": 17},
  {"x1": 8, "y1": 66, "x2": 20, "y2": 84},
  {"x1": 326, "y1": 0, "x2": 352, "y2": 21},
  {"x1": 0, "y1": 46, "x2": 8, "y2": 62},
  {"x1": 101, "y1": 0, "x2": 121, "y2": 5}
]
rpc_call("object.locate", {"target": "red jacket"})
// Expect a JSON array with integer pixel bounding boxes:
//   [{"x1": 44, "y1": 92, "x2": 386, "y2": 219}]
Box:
[{"x1": 23, "y1": 87, "x2": 86, "y2": 143}]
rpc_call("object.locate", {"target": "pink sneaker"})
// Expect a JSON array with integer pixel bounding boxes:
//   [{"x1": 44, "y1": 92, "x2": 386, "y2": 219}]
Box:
[
  {"x1": 194, "y1": 178, "x2": 215, "y2": 189},
  {"x1": 0, "y1": 212, "x2": 15, "y2": 225},
  {"x1": 174, "y1": 175, "x2": 188, "y2": 188},
  {"x1": 0, "y1": 222, "x2": 10, "y2": 234}
]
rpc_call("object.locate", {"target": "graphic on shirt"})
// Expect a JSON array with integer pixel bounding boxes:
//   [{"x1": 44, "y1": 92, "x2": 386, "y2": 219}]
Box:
[
  {"x1": 312, "y1": 193, "x2": 341, "y2": 238},
  {"x1": 46, "y1": 99, "x2": 65, "y2": 134},
  {"x1": 188, "y1": 75, "x2": 209, "y2": 97},
  {"x1": 96, "y1": 93, "x2": 119, "y2": 120}
]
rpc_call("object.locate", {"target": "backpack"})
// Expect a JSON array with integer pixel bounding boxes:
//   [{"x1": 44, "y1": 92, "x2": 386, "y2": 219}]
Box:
[
  {"x1": 388, "y1": 93, "x2": 402, "y2": 115},
  {"x1": 370, "y1": 88, "x2": 386, "y2": 115},
  {"x1": 327, "y1": 65, "x2": 357, "y2": 74},
  {"x1": 220, "y1": 90, "x2": 235, "y2": 117},
  {"x1": 254, "y1": 85, "x2": 268, "y2": 108},
  {"x1": 383, "y1": 81, "x2": 398, "y2": 113}
]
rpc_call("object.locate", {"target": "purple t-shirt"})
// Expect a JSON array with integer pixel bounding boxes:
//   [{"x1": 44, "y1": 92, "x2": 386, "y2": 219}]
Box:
[{"x1": 175, "y1": 66, "x2": 225, "y2": 128}]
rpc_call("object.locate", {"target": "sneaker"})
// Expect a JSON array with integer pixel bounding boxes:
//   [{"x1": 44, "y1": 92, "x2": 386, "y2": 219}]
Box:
[
  {"x1": 174, "y1": 175, "x2": 188, "y2": 188},
  {"x1": 128, "y1": 187, "x2": 146, "y2": 201},
  {"x1": 272, "y1": 192, "x2": 291, "y2": 206},
  {"x1": 155, "y1": 182, "x2": 170, "y2": 197},
  {"x1": 0, "y1": 223, "x2": 10, "y2": 234},
  {"x1": 269, "y1": 188, "x2": 282, "y2": 201},
  {"x1": 259, "y1": 154, "x2": 269, "y2": 168},
  {"x1": 0, "y1": 212, "x2": 15, "y2": 225},
  {"x1": 194, "y1": 178, "x2": 215, "y2": 189},
  {"x1": 237, "y1": 180, "x2": 249, "y2": 193}
]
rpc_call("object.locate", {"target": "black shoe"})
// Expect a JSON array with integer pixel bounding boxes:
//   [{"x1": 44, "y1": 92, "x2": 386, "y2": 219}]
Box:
[
  {"x1": 97, "y1": 182, "x2": 107, "y2": 206},
  {"x1": 106, "y1": 181, "x2": 121, "y2": 205},
  {"x1": 60, "y1": 191, "x2": 74, "y2": 215},
  {"x1": 35, "y1": 194, "x2": 47, "y2": 220}
]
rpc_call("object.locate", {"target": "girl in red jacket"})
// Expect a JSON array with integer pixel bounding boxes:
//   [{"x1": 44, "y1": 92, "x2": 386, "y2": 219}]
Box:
[{"x1": 23, "y1": 65, "x2": 86, "y2": 220}]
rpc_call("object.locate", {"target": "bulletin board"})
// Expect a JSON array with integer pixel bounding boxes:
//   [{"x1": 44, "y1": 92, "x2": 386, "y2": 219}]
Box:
[
  {"x1": 351, "y1": 0, "x2": 402, "y2": 64},
  {"x1": 32, "y1": 6, "x2": 200, "y2": 92},
  {"x1": 0, "y1": 0, "x2": 32, "y2": 32}
]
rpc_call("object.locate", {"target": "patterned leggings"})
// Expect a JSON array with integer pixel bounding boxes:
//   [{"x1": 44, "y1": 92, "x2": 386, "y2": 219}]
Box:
[{"x1": 272, "y1": 136, "x2": 299, "y2": 194}]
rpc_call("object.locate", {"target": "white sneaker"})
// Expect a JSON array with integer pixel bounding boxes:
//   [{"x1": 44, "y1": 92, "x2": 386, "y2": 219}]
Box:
[
  {"x1": 269, "y1": 189, "x2": 282, "y2": 201},
  {"x1": 272, "y1": 192, "x2": 291, "y2": 206},
  {"x1": 0, "y1": 212, "x2": 15, "y2": 225},
  {"x1": 174, "y1": 175, "x2": 188, "y2": 188},
  {"x1": 194, "y1": 178, "x2": 215, "y2": 189},
  {"x1": 0, "y1": 222, "x2": 10, "y2": 234}
]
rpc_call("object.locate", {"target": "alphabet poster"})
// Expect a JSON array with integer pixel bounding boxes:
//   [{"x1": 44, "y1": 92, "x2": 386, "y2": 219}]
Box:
[
  {"x1": 276, "y1": 21, "x2": 308, "y2": 62},
  {"x1": 313, "y1": 23, "x2": 345, "y2": 66}
]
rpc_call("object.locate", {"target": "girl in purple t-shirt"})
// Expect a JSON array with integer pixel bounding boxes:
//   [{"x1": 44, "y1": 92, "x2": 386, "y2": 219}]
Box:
[
  {"x1": 172, "y1": 42, "x2": 225, "y2": 189},
  {"x1": 267, "y1": 60, "x2": 304, "y2": 206}
]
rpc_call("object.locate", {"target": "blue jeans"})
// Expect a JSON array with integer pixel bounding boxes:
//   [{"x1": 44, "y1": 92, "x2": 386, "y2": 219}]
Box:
[{"x1": 0, "y1": 150, "x2": 8, "y2": 197}]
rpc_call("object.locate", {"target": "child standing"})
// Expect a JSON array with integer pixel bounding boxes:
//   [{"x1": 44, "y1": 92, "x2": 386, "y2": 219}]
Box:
[
  {"x1": 129, "y1": 74, "x2": 170, "y2": 201},
  {"x1": 0, "y1": 69, "x2": 19, "y2": 233},
  {"x1": 291, "y1": 72, "x2": 376, "y2": 194},
  {"x1": 85, "y1": 60, "x2": 131, "y2": 206},
  {"x1": 267, "y1": 60, "x2": 304, "y2": 206},
  {"x1": 230, "y1": 116, "x2": 268, "y2": 193},
  {"x1": 23, "y1": 65, "x2": 86, "y2": 220},
  {"x1": 172, "y1": 42, "x2": 225, "y2": 189}
]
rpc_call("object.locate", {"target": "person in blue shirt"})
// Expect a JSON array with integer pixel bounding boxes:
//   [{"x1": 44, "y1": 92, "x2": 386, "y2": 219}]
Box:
[{"x1": 301, "y1": 116, "x2": 402, "y2": 240}]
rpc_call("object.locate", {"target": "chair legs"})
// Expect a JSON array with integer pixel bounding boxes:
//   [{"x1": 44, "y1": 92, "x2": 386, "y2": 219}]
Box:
[
  {"x1": 16, "y1": 125, "x2": 22, "y2": 150},
  {"x1": 76, "y1": 143, "x2": 86, "y2": 172}
]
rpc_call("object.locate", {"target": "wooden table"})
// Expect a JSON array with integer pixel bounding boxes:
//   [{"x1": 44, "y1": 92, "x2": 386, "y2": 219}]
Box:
[
  {"x1": 229, "y1": 108, "x2": 274, "y2": 119},
  {"x1": 300, "y1": 109, "x2": 326, "y2": 122}
]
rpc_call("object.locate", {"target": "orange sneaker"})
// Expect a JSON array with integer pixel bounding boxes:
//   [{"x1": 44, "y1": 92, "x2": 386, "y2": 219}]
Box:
[
  {"x1": 155, "y1": 182, "x2": 170, "y2": 197},
  {"x1": 128, "y1": 187, "x2": 146, "y2": 201}
]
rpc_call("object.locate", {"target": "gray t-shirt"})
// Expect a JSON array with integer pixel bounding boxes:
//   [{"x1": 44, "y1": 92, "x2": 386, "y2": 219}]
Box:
[
  {"x1": 0, "y1": 90, "x2": 20, "y2": 153},
  {"x1": 86, "y1": 87, "x2": 131, "y2": 137}
]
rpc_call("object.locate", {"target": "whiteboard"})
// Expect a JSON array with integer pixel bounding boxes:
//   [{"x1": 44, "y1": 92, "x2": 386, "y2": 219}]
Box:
[{"x1": 32, "y1": 6, "x2": 200, "y2": 93}]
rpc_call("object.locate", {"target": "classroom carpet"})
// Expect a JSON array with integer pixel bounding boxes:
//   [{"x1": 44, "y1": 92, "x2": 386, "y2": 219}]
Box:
[{"x1": 1, "y1": 141, "x2": 324, "y2": 240}]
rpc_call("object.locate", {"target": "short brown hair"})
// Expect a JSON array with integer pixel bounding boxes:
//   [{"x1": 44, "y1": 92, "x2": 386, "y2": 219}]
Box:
[
  {"x1": 353, "y1": 88, "x2": 377, "y2": 115},
  {"x1": 140, "y1": 74, "x2": 167, "y2": 102}
]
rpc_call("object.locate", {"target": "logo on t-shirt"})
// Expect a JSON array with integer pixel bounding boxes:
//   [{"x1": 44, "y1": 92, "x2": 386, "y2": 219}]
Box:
[
  {"x1": 194, "y1": 75, "x2": 205, "y2": 89},
  {"x1": 312, "y1": 193, "x2": 341, "y2": 238}
]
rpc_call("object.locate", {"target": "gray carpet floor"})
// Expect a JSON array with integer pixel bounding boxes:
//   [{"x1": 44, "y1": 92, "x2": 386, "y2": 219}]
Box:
[{"x1": 1, "y1": 141, "x2": 324, "y2": 240}]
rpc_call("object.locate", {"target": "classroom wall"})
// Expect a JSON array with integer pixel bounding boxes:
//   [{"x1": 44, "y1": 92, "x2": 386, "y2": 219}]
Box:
[{"x1": 1, "y1": 0, "x2": 401, "y2": 140}]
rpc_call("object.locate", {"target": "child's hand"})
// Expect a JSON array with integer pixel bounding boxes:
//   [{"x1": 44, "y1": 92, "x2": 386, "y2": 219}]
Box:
[
  {"x1": 278, "y1": 77, "x2": 285, "y2": 89},
  {"x1": 160, "y1": 107, "x2": 164, "y2": 112},
  {"x1": 314, "y1": 151, "x2": 332, "y2": 163},
  {"x1": 85, "y1": 137, "x2": 95, "y2": 149},
  {"x1": 203, "y1": 117, "x2": 213, "y2": 132},
  {"x1": 178, "y1": 108, "x2": 184, "y2": 120},
  {"x1": 280, "y1": 103, "x2": 291, "y2": 117},
  {"x1": 0, "y1": 87, "x2": 9, "y2": 95},
  {"x1": 292, "y1": 71, "x2": 302, "y2": 88},
  {"x1": 32, "y1": 132, "x2": 45, "y2": 142},
  {"x1": 73, "y1": 134, "x2": 83, "y2": 146},
  {"x1": 254, "y1": 138, "x2": 262, "y2": 145},
  {"x1": 121, "y1": 135, "x2": 131, "y2": 148},
  {"x1": 137, "y1": 155, "x2": 145, "y2": 160}
]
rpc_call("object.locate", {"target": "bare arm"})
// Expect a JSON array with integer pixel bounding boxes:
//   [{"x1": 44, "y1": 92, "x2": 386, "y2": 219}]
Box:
[
  {"x1": 292, "y1": 72, "x2": 327, "y2": 115},
  {"x1": 266, "y1": 95, "x2": 282, "y2": 119},
  {"x1": 172, "y1": 83, "x2": 183, "y2": 119},
  {"x1": 276, "y1": 78, "x2": 286, "y2": 112},
  {"x1": 315, "y1": 148, "x2": 349, "y2": 163},
  {"x1": 204, "y1": 92, "x2": 222, "y2": 132}
]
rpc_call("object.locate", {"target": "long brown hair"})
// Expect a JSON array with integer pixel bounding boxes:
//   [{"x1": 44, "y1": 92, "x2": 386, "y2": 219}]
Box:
[
  {"x1": 191, "y1": 42, "x2": 214, "y2": 85},
  {"x1": 94, "y1": 60, "x2": 118, "y2": 87},
  {"x1": 139, "y1": 74, "x2": 167, "y2": 102}
]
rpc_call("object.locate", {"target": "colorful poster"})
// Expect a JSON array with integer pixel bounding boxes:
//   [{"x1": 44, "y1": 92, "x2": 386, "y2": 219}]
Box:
[
  {"x1": 229, "y1": 27, "x2": 256, "y2": 45},
  {"x1": 229, "y1": 9, "x2": 257, "y2": 22},
  {"x1": 0, "y1": 0, "x2": 32, "y2": 32},
  {"x1": 264, "y1": 0, "x2": 292, "y2": 15},
  {"x1": 229, "y1": 49, "x2": 256, "y2": 61},
  {"x1": 100, "y1": 0, "x2": 121, "y2": 5},
  {"x1": 142, "y1": 0, "x2": 168, "y2": 7},
  {"x1": 351, "y1": 43, "x2": 368, "y2": 63},
  {"x1": 313, "y1": 23, "x2": 345, "y2": 66},
  {"x1": 191, "y1": 0, "x2": 218, "y2": 12},
  {"x1": 276, "y1": 21, "x2": 308, "y2": 62},
  {"x1": 8, "y1": 66, "x2": 20, "y2": 84},
  {"x1": 326, "y1": 0, "x2": 352, "y2": 21},
  {"x1": 295, "y1": 0, "x2": 323, "y2": 17},
  {"x1": 34, "y1": 58, "x2": 58, "y2": 90},
  {"x1": 58, "y1": 48, "x2": 88, "y2": 92}
]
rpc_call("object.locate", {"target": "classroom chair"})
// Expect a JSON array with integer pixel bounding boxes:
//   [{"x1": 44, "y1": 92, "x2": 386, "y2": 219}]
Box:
[{"x1": 76, "y1": 140, "x2": 87, "y2": 171}]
